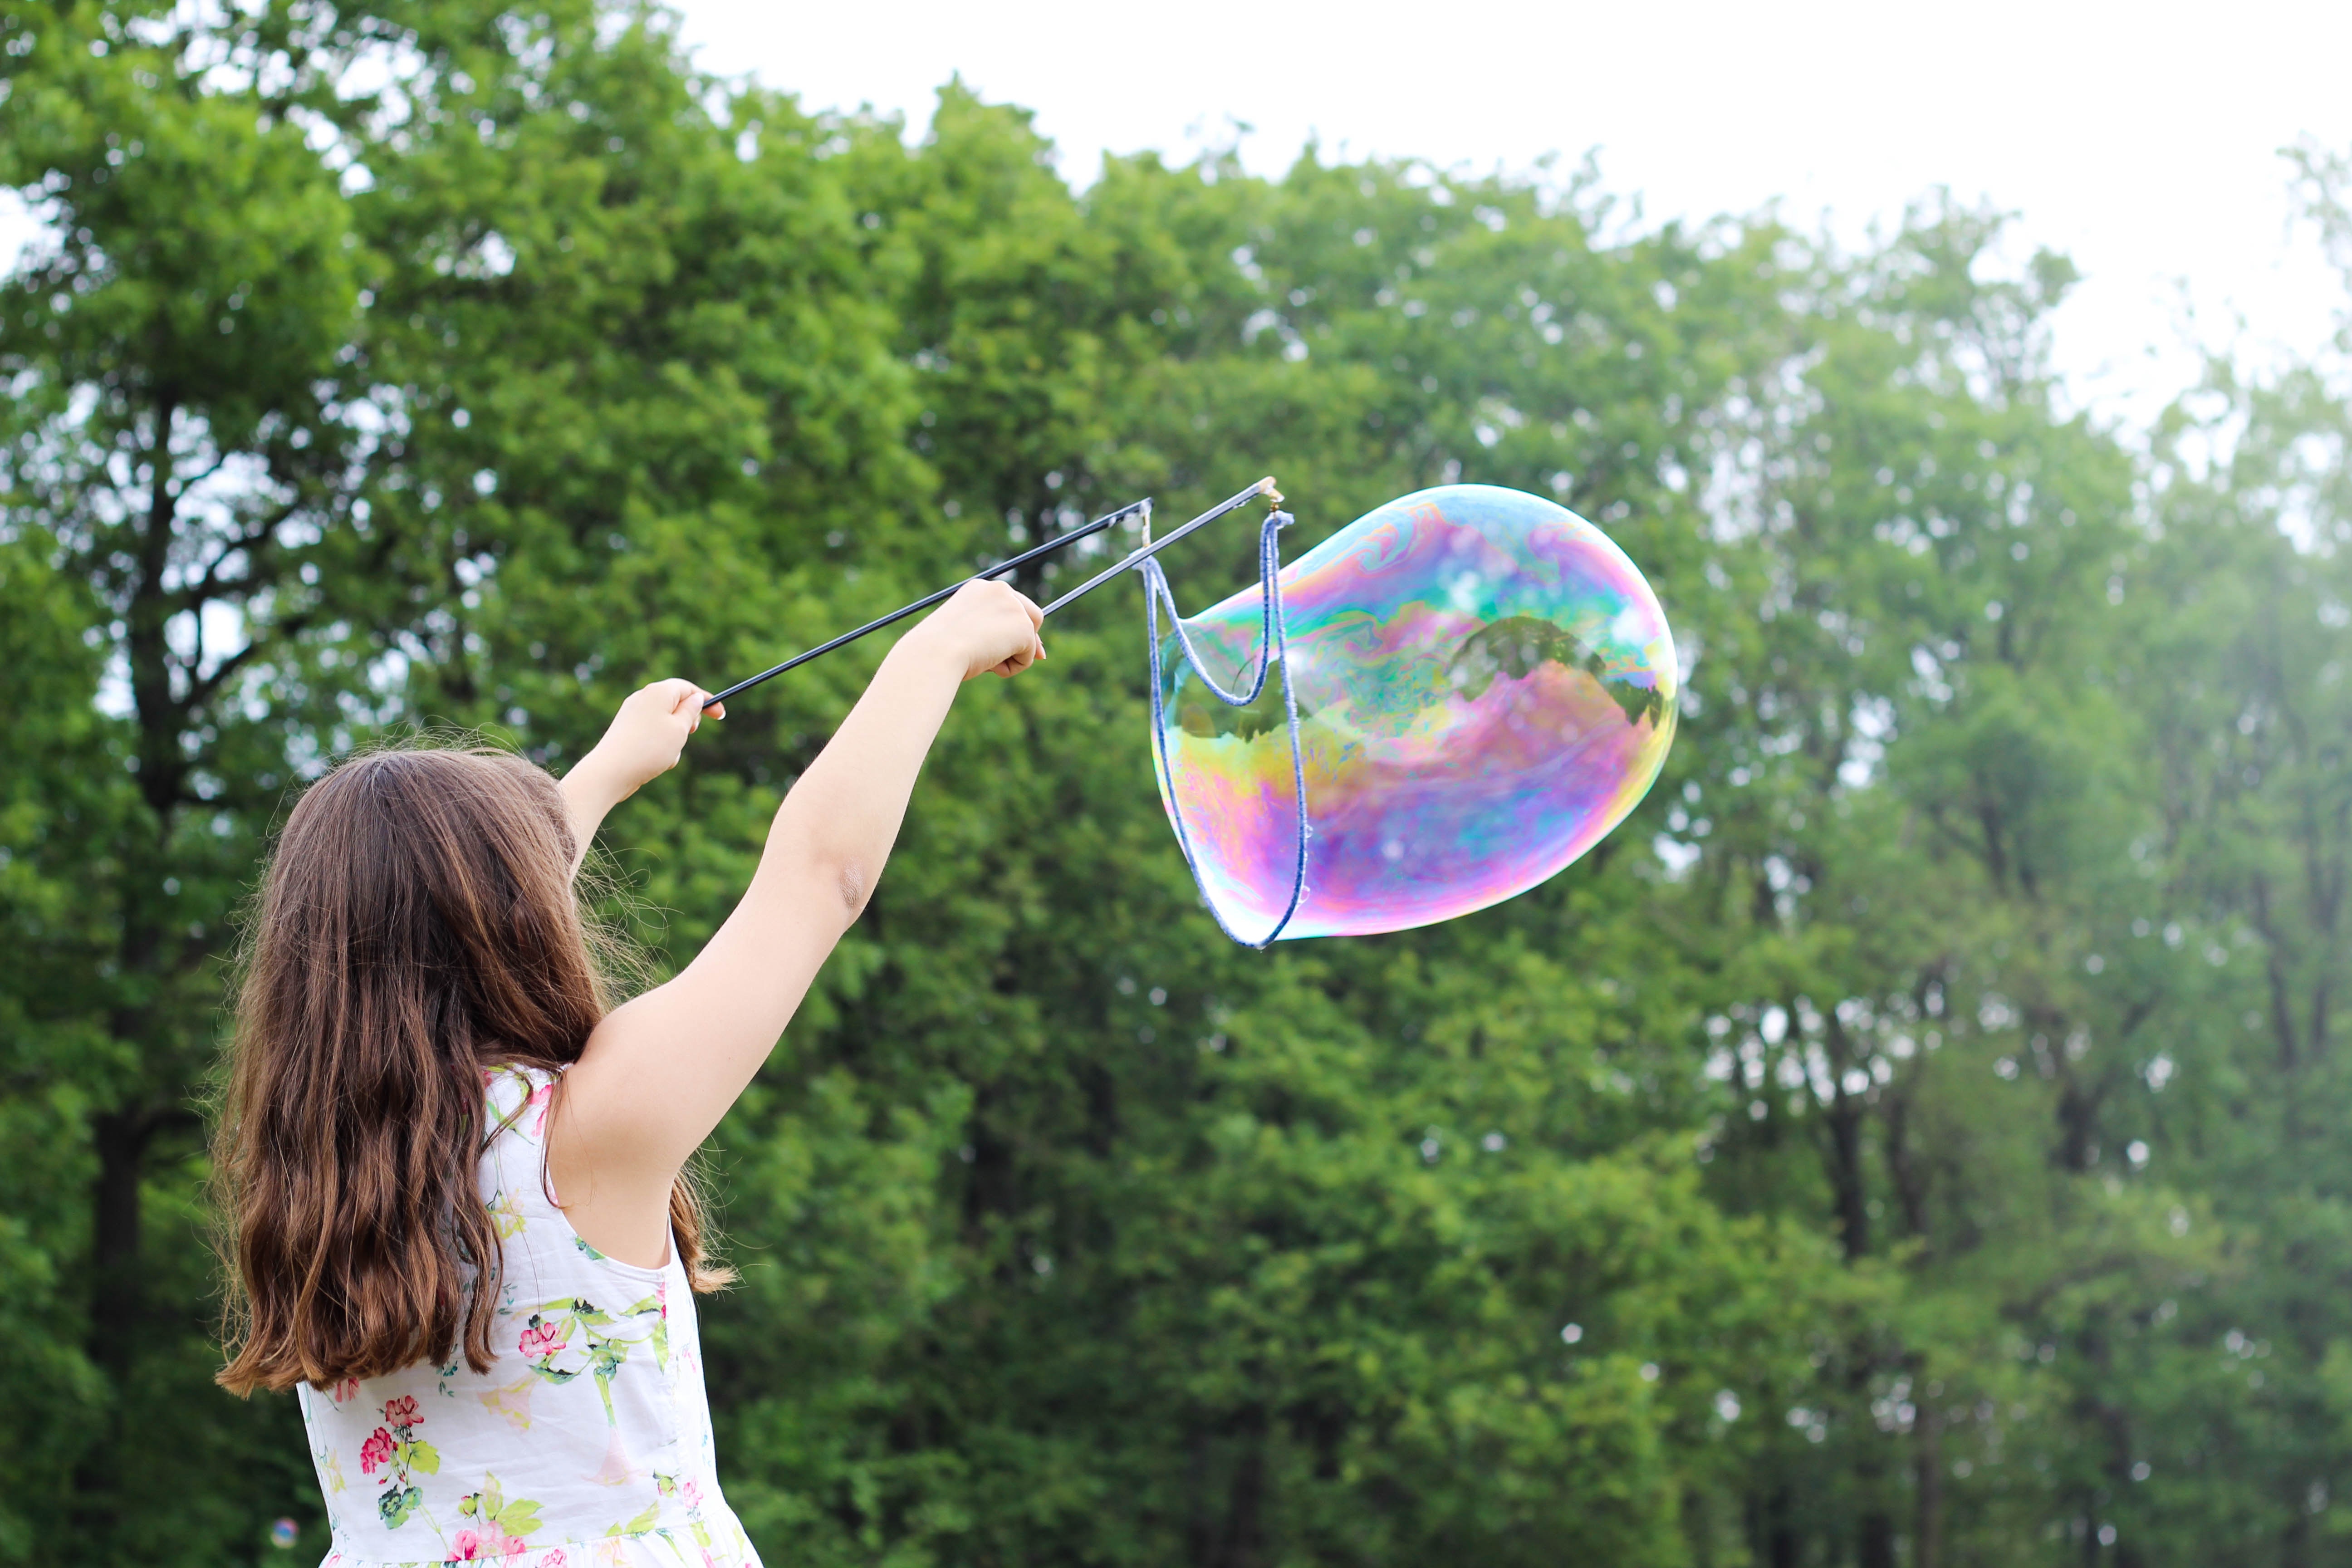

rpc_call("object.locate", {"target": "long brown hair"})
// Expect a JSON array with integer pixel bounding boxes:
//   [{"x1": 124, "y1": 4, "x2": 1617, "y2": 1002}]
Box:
[{"x1": 215, "y1": 743, "x2": 724, "y2": 1397}]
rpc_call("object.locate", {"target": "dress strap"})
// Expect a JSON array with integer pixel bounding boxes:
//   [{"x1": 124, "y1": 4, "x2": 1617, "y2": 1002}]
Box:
[{"x1": 482, "y1": 1063, "x2": 560, "y2": 1151}]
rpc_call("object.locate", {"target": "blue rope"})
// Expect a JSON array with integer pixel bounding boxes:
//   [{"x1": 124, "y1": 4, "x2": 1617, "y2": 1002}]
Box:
[{"x1": 1137, "y1": 509, "x2": 1310, "y2": 949}]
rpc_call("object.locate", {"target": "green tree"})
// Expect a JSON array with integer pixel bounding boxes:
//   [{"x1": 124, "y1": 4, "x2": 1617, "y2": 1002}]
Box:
[
  {"x1": 0, "y1": 0, "x2": 919, "y2": 1555},
  {"x1": 1, "y1": 0, "x2": 367, "y2": 1549},
  {"x1": 5, "y1": 3, "x2": 2351, "y2": 1564}
]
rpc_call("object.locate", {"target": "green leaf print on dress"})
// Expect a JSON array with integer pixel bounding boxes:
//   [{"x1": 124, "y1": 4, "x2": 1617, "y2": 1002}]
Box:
[
  {"x1": 294, "y1": 1067, "x2": 757, "y2": 1562},
  {"x1": 655, "y1": 1472, "x2": 724, "y2": 1555},
  {"x1": 454, "y1": 1473, "x2": 547, "y2": 1557},
  {"x1": 517, "y1": 1286, "x2": 672, "y2": 1483},
  {"x1": 358, "y1": 1394, "x2": 441, "y2": 1529},
  {"x1": 487, "y1": 1187, "x2": 527, "y2": 1239}
]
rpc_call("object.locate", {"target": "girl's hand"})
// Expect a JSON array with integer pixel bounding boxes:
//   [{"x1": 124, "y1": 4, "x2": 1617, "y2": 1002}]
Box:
[
  {"x1": 559, "y1": 679, "x2": 720, "y2": 867},
  {"x1": 588, "y1": 679, "x2": 724, "y2": 796},
  {"x1": 909, "y1": 579, "x2": 1046, "y2": 681}
]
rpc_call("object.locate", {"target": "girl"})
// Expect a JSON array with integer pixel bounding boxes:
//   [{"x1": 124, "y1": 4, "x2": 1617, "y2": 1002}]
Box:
[{"x1": 214, "y1": 581, "x2": 1048, "y2": 1566}]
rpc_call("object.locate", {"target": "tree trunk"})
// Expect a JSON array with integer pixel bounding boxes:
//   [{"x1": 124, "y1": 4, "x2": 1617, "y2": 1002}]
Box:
[
  {"x1": 70, "y1": 1104, "x2": 157, "y2": 1546},
  {"x1": 2283, "y1": 1510, "x2": 2311, "y2": 1568},
  {"x1": 1205, "y1": 1403, "x2": 1267, "y2": 1568},
  {"x1": 1762, "y1": 1485, "x2": 1800, "y2": 1568},
  {"x1": 1858, "y1": 1508, "x2": 1897, "y2": 1568},
  {"x1": 87, "y1": 1108, "x2": 153, "y2": 1374},
  {"x1": 1914, "y1": 1398, "x2": 1945, "y2": 1568}
]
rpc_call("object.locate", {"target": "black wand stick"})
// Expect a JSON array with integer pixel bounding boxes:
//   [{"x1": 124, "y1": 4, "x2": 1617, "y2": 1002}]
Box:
[{"x1": 704, "y1": 478, "x2": 1278, "y2": 707}]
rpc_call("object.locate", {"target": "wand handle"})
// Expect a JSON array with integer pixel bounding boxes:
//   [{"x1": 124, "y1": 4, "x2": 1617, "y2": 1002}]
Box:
[
  {"x1": 702, "y1": 477, "x2": 1279, "y2": 706},
  {"x1": 703, "y1": 499, "x2": 1147, "y2": 707}
]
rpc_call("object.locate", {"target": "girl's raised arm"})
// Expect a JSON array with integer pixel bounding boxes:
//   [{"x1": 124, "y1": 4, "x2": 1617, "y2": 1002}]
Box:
[{"x1": 549, "y1": 579, "x2": 1045, "y2": 1266}]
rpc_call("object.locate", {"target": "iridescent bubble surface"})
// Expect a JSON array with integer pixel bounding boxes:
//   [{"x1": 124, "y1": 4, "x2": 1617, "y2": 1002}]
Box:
[{"x1": 1153, "y1": 484, "x2": 1678, "y2": 941}]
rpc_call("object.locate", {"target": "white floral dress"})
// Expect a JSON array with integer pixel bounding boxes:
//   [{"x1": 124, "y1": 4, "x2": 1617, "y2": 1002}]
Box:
[{"x1": 297, "y1": 1067, "x2": 760, "y2": 1568}]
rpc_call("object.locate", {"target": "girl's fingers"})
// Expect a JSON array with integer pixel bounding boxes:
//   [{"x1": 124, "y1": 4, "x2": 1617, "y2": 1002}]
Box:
[{"x1": 657, "y1": 680, "x2": 721, "y2": 722}]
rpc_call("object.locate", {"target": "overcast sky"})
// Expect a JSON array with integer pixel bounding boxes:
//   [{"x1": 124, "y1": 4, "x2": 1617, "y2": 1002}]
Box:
[
  {"x1": 671, "y1": 0, "x2": 2352, "y2": 428},
  {"x1": 8, "y1": 0, "x2": 2345, "y2": 431}
]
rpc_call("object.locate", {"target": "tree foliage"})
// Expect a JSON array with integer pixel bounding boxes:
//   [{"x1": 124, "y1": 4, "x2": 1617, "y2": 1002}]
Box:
[{"x1": 2, "y1": 3, "x2": 2347, "y2": 1564}]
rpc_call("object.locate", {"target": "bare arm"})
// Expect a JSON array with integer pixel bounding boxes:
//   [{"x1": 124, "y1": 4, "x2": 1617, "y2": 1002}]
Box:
[
  {"x1": 558, "y1": 681, "x2": 724, "y2": 874},
  {"x1": 549, "y1": 580, "x2": 1046, "y2": 1265}
]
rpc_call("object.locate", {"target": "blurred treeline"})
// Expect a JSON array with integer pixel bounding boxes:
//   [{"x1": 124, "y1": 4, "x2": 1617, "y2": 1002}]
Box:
[{"x1": 3, "y1": 2, "x2": 2349, "y2": 1565}]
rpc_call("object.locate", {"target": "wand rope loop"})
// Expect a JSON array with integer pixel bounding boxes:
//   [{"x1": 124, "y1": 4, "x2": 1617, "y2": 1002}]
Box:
[{"x1": 1140, "y1": 505, "x2": 1309, "y2": 949}]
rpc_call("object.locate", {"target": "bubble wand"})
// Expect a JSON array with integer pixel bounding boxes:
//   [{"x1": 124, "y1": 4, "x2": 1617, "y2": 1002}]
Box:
[
  {"x1": 701, "y1": 476, "x2": 1679, "y2": 949},
  {"x1": 704, "y1": 478, "x2": 1279, "y2": 708}
]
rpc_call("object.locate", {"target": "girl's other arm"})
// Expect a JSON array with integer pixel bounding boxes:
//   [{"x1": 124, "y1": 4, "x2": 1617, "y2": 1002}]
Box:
[
  {"x1": 550, "y1": 581, "x2": 1044, "y2": 1263},
  {"x1": 558, "y1": 680, "x2": 723, "y2": 874}
]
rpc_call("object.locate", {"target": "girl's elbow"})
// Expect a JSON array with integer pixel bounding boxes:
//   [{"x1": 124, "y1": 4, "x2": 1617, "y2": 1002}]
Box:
[
  {"x1": 833, "y1": 859, "x2": 873, "y2": 923},
  {"x1": 766, "y1": 816, "x2": 872, "y2": 925}
]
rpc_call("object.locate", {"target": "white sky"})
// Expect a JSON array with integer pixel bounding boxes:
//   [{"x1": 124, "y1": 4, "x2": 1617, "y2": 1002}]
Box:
[
  {"x1": 674, "y1": 0, "x2": 2352, "y2": 429},
  {"x1": 7, "y1": 0, "x2": 2346, "y2": 431}
]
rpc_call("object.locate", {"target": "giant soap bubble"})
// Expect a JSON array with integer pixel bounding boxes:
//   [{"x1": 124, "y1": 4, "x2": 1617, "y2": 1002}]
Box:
[{"x1": 1148, "y1": 484, "x2": 1678, "y2": 943}]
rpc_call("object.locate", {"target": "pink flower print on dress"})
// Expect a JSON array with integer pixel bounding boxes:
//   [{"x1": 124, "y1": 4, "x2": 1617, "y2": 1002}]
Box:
[
  {"x1": 518, "y1": 1321, "x2": 568, "y2": 1362},
  {"x1": 293, "y1": 1063, "x2": 749, "y2": 1558},
  {"x1": 589, "y1": 1425, "x2": 639, "y2": 1487},
  {"x1": 446, "y1": 1529, "x2": 530, "y2": 1562},
  {"x1": 525, "y1": 1079, "x2": 555, "y2": 1136},
  {"x1": 476, "y1": 1377, "x2": 535, "y2": 1433}
]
